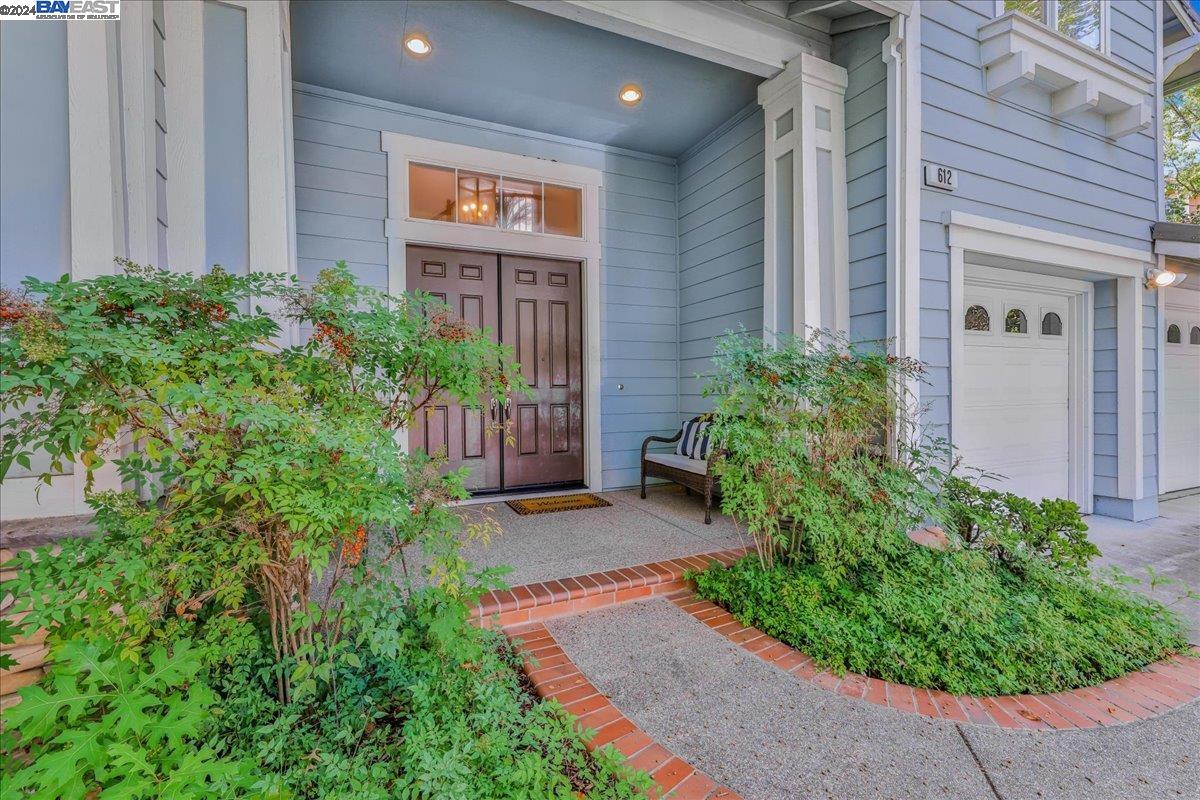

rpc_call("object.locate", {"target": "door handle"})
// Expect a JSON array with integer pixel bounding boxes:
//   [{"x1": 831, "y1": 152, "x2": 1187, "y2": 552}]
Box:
[{"x1": 490, "y1": 397, "x2": 498, "y2": 421}]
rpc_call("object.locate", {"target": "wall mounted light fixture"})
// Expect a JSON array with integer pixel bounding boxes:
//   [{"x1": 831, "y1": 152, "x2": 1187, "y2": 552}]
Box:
[{"x1": 1145, "y1": 267, "x2": 1186, "y2": 289}]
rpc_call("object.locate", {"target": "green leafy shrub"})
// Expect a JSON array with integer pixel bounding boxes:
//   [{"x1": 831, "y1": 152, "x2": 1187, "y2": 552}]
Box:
[
  {"x1": 689, "y1": 329, "x2": 1189, "y2": 696},
  {"x1": 704, "y1": 329, "x2": 940, "y2": 578},
  {"x1": 692, "y1": 549, "x2": 1187, "y2": 696},
  {"x1": 942, "y1": 475, "x2": 1098, "y2": 574},
  {"x1": 1, "y1": 637, "x2": 253, "y2": 799},
  {"x1": 0, "y1": 263, "x2": 646, "y2": 798}
]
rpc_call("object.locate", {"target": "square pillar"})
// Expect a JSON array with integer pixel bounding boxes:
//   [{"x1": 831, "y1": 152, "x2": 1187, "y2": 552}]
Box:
[{"x1": 759, "y1": 53, "x2": 850, "y2": 340}]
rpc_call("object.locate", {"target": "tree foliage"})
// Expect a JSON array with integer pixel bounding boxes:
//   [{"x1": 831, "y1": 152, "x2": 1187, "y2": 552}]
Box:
[
  {"x1": 1165, "y1": 85, "x2": 1200, "y2": 223},
  {"x1": 702, "y1": 329, "x2": 939, "y2": 575},
  {"x1": 0, "y1": 262, "x2": 646, "y2": 798}
]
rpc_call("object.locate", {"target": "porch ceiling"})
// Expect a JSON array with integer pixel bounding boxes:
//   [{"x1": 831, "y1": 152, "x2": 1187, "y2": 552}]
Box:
[{"x1": 289, "y1": 0, "x2": 762, "y2": 158}]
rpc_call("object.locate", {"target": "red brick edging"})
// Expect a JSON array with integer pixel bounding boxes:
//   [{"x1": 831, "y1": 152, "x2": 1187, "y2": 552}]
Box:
[
  {"x1": 473, "y1": 547, "x2": 753, "y2": 628},
  {"x1": 669, "y1": 590, "x2": 1200, "y2": 731},
  {"x1": 509, "y1": 621, "x2": 740, "y2": 800},
  {"x1": 476, "y1": 549, "x2": 1200, "y2": 736}
]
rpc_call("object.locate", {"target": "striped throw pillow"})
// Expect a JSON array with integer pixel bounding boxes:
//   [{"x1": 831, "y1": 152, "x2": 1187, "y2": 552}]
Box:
[
  {"x1": 677, "y1": 418, "x2": 703, "y2": 457},
  {"x1": 690, "y1": 422, "x2": 712, "y2": 461}
]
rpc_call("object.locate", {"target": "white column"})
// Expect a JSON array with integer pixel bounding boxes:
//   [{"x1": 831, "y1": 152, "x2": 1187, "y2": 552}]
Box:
[
  {"x1": 245, "y1": 0, "x2": 296, "y2": 279},
  {"x1": 883, "y1": 10, "x2": 921, "y2": 365},
  {"x1": 1116, "y1": 276, "x2": 1145, "y2": 500},
  {"x1": 759, "y1": 53, "x2": 850, "y2": 340},
  {"x1": 66, "y1": 24, "x2": 120, "y2": 278},
  {"x1": 225, "y1": 0, "x2": 298, "y2": 341},
  {"x1": 119, "y1": 0, "x2": 160, "y2": 267},
  {"x1": 163, "y1": 0, "x2": 206, "y2": 272}
]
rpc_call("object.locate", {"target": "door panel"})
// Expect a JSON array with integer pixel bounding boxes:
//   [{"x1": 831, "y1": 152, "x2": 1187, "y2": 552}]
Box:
[
  {"x1": 959, "y1": 282, "x2": 1070, "y2": 503},
  {"x1": 1162, "y1": 288, "x2": 1200, "y2": 493},
  {"x1": 500, "y1": 255, "x2": 584, "y2": 488},
  {"x1": 406, "y1": 246, "x2": 502, "y2": 491}
]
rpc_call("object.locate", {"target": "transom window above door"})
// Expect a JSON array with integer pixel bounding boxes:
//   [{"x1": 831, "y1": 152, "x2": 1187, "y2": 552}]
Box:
[
  {"x1": 1001, "y1": 0, "x2": 1105, "y2": 52},
  {"x1": 408, "y1": 162, "x2": 583, "y2": 237}
]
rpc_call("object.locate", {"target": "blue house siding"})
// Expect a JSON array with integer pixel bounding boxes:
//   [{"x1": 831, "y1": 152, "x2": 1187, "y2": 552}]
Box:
[
  {"x1": 834, "y1": 22, "x2": 891, "y2": 348},
  {"x1": 290, "y1": 83, "x2": 678, "y2": 490},
  {"x1": 676, "y1": 106, "x2": 765, "y2": 419},
  {"x1": 919, "y1": 1, "x2": 1160, "y2": 510},
  {"x1": 673, "y1": 23, "x2": 889, "y2": 416},
  {"x1": 1109, "y1": 0, "x2": 1156, "y2": 77}
]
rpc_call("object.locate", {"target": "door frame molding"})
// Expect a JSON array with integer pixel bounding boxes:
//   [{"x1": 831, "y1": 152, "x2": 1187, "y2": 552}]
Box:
[
  {"x1": 380, "y1": 132, "x2": 604, "y2": 491},
  {"x1": 956, "y1": 263, "x2": 1093, "y2": 511},
  {"x1": 946, "y1": 211, "x2": 1157, "y2": 511}
]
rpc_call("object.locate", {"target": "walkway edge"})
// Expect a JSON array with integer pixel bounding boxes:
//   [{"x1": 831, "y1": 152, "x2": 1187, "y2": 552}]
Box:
[
  {"x1": 477, "y1": 549, "x2": 1200, "y2": 732},
  {"x1": 473, "y1": 547, "x2": 752, "y2": 627},
  {"x1": 508, "y1": 621, "x2": 742, "y2": 800},
  {"x1": 668, "y1": 589, "x2": 1200, "y2": 731}
]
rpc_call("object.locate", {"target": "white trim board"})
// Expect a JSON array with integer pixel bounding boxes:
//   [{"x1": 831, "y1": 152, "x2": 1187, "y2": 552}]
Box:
[
  {"x1": 944, "y1": 212, "x2": 1156, "y2": 508},
  {"x1": 884, "y1": 9, "x2": 922, "y2": 399},
  {"x1": 510, "y1": 0, "x2": 830, "y2": 77},
  {"x1": 380, "y1": 131, "x2": 605, "y2": 492}
]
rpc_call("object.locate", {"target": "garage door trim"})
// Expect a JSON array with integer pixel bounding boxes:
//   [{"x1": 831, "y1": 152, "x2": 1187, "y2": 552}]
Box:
[{"x1": 952, "y1": 263, "x2": 1094, "y2": 512}]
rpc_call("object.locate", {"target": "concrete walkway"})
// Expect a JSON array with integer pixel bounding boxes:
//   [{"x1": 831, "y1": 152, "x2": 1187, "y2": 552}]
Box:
[
  {"x1": 457, "y1": 484, "x2": 745, "y2": 587},
  {"x1": 548, "y1": 598, "x2": 1200, "y2": 800},
  {"x1": 1087, "y1": 495, "x2": 1200, "y2": 642}
]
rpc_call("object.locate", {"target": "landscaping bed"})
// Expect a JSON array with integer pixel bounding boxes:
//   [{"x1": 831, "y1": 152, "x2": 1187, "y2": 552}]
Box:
[
  {"x1": 689, "y1": 330, "x2": 1192, "y2": 698},
  {"x1": 690, "y1": 546, "x2": 1187, "y2": 696},
  {"x1": 0, "y1": 265, "x2": 647, "y2": 798}
]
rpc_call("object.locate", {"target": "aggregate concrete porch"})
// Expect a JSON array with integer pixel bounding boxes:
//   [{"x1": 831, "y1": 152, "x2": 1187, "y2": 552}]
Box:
[{"x1": 456, "y1": 484, "x2": 745, "y2": 588}]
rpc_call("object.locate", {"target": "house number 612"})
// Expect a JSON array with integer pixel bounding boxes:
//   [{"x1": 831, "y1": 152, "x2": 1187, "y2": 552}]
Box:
[{"x1": 924, "y1": 163, "x2": 958, "y2": 191}]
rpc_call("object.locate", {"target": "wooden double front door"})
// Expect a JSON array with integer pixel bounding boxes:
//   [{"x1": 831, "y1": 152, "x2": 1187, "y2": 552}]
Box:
[{"x1": 407, "y1": 245, "x2": 584, "y2": 492}]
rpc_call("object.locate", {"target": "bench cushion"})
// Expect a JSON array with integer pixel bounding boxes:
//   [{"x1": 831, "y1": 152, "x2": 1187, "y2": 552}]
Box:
[{"x1": 645, "y1": 453, "x2": 708, "y2": 475}]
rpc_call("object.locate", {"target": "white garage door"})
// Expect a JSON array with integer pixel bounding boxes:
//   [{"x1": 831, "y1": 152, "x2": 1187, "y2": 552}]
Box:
[
  {"x1": 1162, "y1": 287, "x2": 1200, "y2": 494},
  {"x1": 958, "y1": 281, "x2": 1071, "y2": 502}
]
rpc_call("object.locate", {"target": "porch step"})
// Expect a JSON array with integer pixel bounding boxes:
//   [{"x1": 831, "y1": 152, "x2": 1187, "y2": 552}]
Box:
[{"x1": 473, "y1": 546, "x2": 752, "y2": 628}]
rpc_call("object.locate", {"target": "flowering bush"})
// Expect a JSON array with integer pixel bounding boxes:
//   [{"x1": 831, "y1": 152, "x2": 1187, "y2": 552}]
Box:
[
  {"x1": 0, "y1": 262, "x2": 646, "y2": 798},
  {"x1": 703, "y1": 329, "x2": 939, "y2": 576}
]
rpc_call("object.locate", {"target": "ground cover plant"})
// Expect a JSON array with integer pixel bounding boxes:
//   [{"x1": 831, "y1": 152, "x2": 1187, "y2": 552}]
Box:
[
  {"x1": 690, "y1": 330, "x2": 1189, "y2": 696},
  {"x1": 0, "y1": 263, "x2": 648, "y2": 799}
]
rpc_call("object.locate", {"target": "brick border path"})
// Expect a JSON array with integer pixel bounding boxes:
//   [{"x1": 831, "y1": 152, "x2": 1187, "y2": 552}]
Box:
[
  {"x1": 509, "y1": 621, "x2": 741, "y2": 799},
  {"x1": 478, "y1": 550, "x2": 1200, "y2": 732},
  {"x1": 473, "y1": 547, "x2": 753, "y2": 628},
  {"x1": 668, "y1": 590, "x2": 1200, "y2": 731}
]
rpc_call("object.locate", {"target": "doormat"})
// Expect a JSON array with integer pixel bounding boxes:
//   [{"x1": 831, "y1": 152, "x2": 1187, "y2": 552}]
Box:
[{"x1": 506, "y1": 493, "x2": 612, "y2": 516}]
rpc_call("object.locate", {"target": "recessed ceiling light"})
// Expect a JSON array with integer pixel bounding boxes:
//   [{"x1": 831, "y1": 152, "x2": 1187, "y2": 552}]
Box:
[
  {"x1": 619, "y1": 84, "x2": 643, "y2": 106},
  {"x1": 404, "y1": 32, "x2": 432, "y2": 58}
]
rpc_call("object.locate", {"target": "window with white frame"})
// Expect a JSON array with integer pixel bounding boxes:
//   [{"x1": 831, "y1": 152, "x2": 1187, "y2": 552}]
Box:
[
  {"x1": 1000, "y1": 0, "x2": 1107, "y2": 52},
  {"x1": 407, "y1": 161, "x2": 583, "y2": 237}
]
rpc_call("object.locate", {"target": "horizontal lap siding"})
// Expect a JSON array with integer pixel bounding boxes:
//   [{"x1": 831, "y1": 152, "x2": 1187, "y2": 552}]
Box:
[
  {"x1": 834, "y1": 23, "x2": 890, "y2": 348},
  {"x1": 601, "y1": 158, "x2": 680, "y2": 488},
  {"x1": 291, "y1": 85, "x2": 678, "y2": 490},
  {"x1": 676, "y1": 107, "x2": 765, "y2": 418},
  {"x1": 919, "y1": 2, "x2": 1159, "y2": 492}
]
